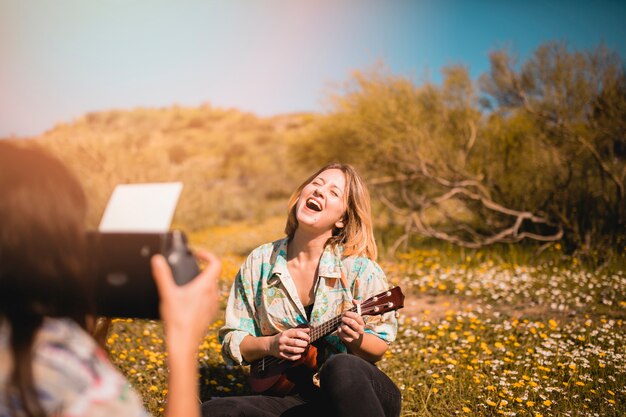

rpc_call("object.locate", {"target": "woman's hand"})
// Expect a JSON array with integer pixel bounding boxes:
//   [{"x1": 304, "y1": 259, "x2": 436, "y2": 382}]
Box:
[
  {"x1": 338, "y1": 300, "x2": 365, "y2": 348},
  {"x1": 151, "y1": 250, "x2": 221, "y2": 417},
  {"x1": 151, "y1": 250, "x2": 221, "y2": 350},
  {"x1": 269, "y1": 327, "x2": 310, "y2": 361},
  {"x1": 338, "y1": 300, "x2": 389, "y2": 363}
]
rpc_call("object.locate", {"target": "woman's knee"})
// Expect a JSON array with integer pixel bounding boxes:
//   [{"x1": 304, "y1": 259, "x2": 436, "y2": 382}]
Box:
[
  {"x1": 319, "y1": 353, "x2": 369, "y2": 385},
  {"x1": 201, "y1": 397, "x2": 250, "y2": 417}
]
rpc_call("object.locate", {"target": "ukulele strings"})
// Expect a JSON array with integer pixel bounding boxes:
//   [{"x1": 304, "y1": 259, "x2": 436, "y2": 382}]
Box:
[{"x1": 252, "y1": 296, "x2": 388, "y2": 373}]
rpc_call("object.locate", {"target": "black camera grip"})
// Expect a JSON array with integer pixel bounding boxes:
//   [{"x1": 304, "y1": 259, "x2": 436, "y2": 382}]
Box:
[{"x1": 163, "y1": 230, "x2": 200, "y2": 286}]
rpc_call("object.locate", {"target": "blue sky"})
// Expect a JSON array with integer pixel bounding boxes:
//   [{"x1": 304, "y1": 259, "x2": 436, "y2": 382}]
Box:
[{"x1": 1, "y1": 0, "x2": 625, "y2": 138}]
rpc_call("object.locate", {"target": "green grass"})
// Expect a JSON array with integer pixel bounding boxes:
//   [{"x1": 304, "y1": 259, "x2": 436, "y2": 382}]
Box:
[{"x1": 105, "y1": 244, "x2": 626, "y2": 416}]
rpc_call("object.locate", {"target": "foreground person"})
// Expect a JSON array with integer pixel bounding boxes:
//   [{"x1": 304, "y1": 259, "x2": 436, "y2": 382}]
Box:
[{"x1": 0, "y1": 141, "x2": 220, "y2": 417}]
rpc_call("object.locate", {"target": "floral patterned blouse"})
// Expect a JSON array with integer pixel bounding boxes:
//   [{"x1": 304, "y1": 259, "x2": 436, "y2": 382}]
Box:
[
  {"x1": 220, "y1": 237, "x2": 398, "y2": 366},
  {"x1": 0, "y1": 317, "x2": 149, "y2": 417}
]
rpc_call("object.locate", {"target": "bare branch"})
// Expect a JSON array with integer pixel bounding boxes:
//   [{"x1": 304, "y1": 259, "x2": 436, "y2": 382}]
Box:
[{"x1": 383, "y1": 172, "x2": 563, "y2": 252}]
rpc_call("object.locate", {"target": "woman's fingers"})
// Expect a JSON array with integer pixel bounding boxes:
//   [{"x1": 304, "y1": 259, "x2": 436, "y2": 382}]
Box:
[
  {"x1": 338, "y1": 309, "x2": 365, "y2": 343},
  {"x1": 280, "y1": 352, "x2": 302, "y2": 361},
  {"x1": 151, "y1": 254, "x2": 175, "y2": 296},
  {"x1": 150, "y1": 251, "x2": 221, "y2": 345},
  {"x1": 338, "y1": 325, "x2": 359, "y2": 341},
  {"x1": 341, "y1": 313, "x2": 365, "y2": 333},
  {"x1": 272, "y1": 328, "x2": 310, "y2": 360}
]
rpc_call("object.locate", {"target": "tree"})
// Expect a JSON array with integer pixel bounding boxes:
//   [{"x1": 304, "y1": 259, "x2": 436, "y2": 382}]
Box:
[
  {"x1": 295, "y1": 43, "x2": 625, "y2": 253},
  {"x1": 480, "y1": 42, "x2": 626, "y2": 251},
  {"x1": 294, "y1": 65, "x2": 562, "y2": 252}
]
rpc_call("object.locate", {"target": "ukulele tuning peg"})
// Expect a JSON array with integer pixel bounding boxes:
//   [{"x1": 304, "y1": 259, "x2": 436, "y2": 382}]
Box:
[
  {"x1": 373, "y1": 296, "x2": 378, "y2": 302},
  {"x1": 386, "y1": 302, "x2": 393, "y2": 308},
  {"x1": 374, "y1": 306, "x2": 379, "y2": 312},
  {"x1": 385, "y1": 291, "x2": 391, "y2": 296}
]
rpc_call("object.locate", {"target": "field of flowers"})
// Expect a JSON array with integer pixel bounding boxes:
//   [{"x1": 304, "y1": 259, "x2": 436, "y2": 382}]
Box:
[{"x1": 106, "y1": 246, "x2": 625, "y2": 416}]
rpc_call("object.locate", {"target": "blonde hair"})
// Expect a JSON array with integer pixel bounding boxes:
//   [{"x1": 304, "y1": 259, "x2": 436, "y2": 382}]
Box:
[{"x1": 285, "y1": 162, "x2": 377, "y2": 260}]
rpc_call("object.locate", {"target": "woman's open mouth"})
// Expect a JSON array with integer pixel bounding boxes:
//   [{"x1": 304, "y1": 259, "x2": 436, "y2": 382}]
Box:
[{"x1": 305, "y1": 198, "x2": 322, "y2": 212}]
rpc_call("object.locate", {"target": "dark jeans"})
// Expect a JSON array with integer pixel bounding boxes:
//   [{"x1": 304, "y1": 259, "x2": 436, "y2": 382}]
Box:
[{"x1": 201, "y1": 354, "x2": 402, "y2": 417}]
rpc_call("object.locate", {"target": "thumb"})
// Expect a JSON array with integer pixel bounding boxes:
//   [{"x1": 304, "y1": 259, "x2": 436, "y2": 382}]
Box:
[{"x1": 151, "y1": 254, "x2": 174, "y2": 297}]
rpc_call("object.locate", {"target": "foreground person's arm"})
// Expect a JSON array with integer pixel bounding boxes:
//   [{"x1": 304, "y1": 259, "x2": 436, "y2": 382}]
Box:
[{"x1": 151, "y1": 250, "x2": 220, "y2": 417}]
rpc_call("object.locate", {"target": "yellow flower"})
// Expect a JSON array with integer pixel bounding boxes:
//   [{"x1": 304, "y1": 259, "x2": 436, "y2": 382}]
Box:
[
  {"x1": 149, "y1": 385, "x2": 158, "y2": 392},
  {"x1": 526, "y1": 401, "x2": 535, "y2": 407},
  {"x1": 543, "y1": 400, "x2": 552, "y2": 406},
  {"x1": 462, "y1": 406, "x2": 471, "y2": 413},
  {"x1": 575, "y1": 381, "x2": 585, "y2": 386},
  {"x1": 486, "y1": 400, "x2": 498, "y2": 407},
  {"x1": 486, "y1": 385, "x2": 497, "y2": 391}
]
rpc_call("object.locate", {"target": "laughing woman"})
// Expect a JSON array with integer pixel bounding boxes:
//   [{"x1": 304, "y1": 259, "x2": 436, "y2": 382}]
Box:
[{"x1": 201, "y1": 163, "x2": 402, "y2": 417}]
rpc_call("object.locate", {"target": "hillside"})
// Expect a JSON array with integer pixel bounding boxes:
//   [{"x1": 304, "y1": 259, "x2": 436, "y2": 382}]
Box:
[{"x1": 33, "y1": 105, "x2": 315, "y2": 253}]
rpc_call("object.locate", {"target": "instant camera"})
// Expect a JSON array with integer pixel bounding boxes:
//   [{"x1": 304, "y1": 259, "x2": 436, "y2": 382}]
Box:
[{"x1": 88, "y1": 183, "x2": 199, "y2": 319}]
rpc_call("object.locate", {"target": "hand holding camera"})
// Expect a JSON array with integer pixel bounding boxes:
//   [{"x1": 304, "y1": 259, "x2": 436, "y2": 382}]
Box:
[
  {"x1": 151, "y1": 250, "x2": 220, "y2": 348},
  {"x1": 89, "y1": 230, "x2": 210, "y2": 319}
]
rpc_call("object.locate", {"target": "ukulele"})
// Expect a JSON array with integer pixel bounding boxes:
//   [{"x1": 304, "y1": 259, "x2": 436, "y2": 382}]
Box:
[{"x1": 248, "y1": 286, "x2": 405, "y2": 395}]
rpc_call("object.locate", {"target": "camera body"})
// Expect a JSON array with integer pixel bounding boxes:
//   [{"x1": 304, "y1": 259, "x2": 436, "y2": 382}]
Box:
[{"x1": 88, "y1": 230, "x2": 199, "y2": 319}]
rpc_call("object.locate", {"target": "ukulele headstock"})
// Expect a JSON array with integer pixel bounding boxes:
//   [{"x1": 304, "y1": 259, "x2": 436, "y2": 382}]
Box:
[{"x1": 360, "y1": 286, "x2": 405, "y2": 316}]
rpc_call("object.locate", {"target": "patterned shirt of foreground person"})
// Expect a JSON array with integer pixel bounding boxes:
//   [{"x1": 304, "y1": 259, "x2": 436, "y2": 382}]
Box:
[{"x1": 0, "y1": 318, "x2": 150, "y2": 417}]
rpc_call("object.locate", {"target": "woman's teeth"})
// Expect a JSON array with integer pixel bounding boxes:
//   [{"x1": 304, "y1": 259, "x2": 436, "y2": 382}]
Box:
[{"x1": 306, "y1": 198, "x2": 322, "y2": 212}]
